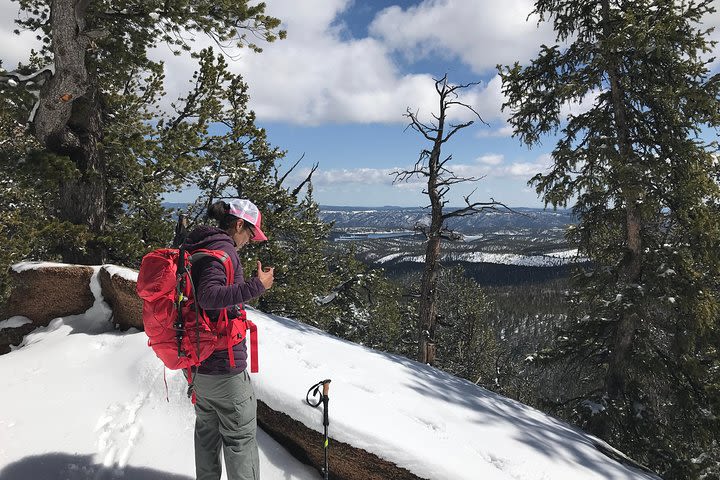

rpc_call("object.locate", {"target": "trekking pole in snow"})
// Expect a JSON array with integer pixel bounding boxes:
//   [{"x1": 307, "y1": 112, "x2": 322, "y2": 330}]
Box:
[{"x1": 306, "y1": 379, "x2": 331, "y2": 480}]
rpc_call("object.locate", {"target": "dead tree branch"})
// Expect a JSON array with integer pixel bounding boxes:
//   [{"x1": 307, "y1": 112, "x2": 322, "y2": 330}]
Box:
[
  {"x1": 291, "y1": 162, "x2": 318, "y2": 198},
  {"x1": 276, "y1": 152, "x2": 305, "y2": 186}
]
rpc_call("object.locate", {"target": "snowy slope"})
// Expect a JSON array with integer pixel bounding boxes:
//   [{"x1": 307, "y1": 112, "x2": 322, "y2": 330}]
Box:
[{"x1": 0, "y1": 267, "x2": 659, "y2": 480}]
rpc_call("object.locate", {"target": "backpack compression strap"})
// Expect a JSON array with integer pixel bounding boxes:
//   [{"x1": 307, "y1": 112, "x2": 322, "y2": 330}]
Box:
[
  {"x1": 229, "y1": 308, "x2": 258, "y2": 373},
  {"x1": 248, "y1": 319, "x2": 258, "y2": 373}
]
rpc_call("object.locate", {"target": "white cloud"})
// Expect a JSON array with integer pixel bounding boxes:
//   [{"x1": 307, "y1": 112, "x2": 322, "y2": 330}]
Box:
[
  {"x1": 467, "y1": 75, "x2": 514, "y2": 137},
  {"x1": 298, "y1": 166, "x2": 404, "y2": 186},
  {"x1": 474, "y1": 81, "x2": 600, "y2": 140},
  {"x1": 455, "y1": 74, "x2": 506, "y2": 122},
  {"x1": 294, "y1": 164, "x2": 433, "y2": 188},
  {"x1": 477, "y1": 124, "x2": 515, "y2": 137},
  {"x1": 476, "y1": 154, "x2": 504, "y2": 165},
  {"x1": 506, "y1": 153, "x2": 554, "y2": 177},
  {"x1": 0, "y1": 4, "x2": 42, "y2": 71},
  {"x1": 437, "y1": 152, "x2": 553, "y2": 179},
  {"x1": 506, "y1": 161, "x2": 546, "y2": 177},
  {"x1": 299, "y1": 152, "x2": 552, "y2": 189},
  {"x1": 560, "y1": 88, "x2": 601, "y2": 118},
  {"x1": 5, "y1": 0, "x2": 715, "y2": 131},
  {"x1": 268, "y1": 0, "x2": 352, "y2": 41},
  {"x1": 150, "y1": 1, "x2": 444, "y2": 125},
  {"x1": 369, "y1": 0, "x2": 556, "y2": 74},
  {"x1": 702, "y1": 5, "x2": 720, "y2": 70},
  {"x1": 153, "y1": 0, "x2": 543, "y2": 126}
]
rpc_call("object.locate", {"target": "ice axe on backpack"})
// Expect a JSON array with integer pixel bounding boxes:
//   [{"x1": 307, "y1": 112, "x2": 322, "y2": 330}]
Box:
[{"x1": 306, "y1": 379, "x2": 331, "y2": 480}]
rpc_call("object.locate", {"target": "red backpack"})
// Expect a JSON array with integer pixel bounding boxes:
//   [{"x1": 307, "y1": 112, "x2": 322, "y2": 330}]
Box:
[{"x1": 136, "y1": 248, "x2": 258, "y2": 400}]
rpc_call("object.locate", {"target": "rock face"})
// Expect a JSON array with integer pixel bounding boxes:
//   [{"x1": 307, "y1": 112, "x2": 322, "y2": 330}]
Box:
[
  {"x1": 1, "y1": 262, "x2": 423, "y2": 480},
  {"x1": 257, "y1": 401, "x2": 426, "y2": 480},
  {"x1": 0, "y1": 322, "x2": 36, "y2": 355},
  {"x1": 3, "y1": 265, "x2": 96, "y2": 326},
  {"x1": 99, "y1": 268, "x2": 143, "y2": 330}
]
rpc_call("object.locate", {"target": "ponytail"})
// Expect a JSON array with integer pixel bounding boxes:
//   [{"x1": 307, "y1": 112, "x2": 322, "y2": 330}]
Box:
[{"x1": 207, "y1": 201, "x2": 238, "y2": 230}]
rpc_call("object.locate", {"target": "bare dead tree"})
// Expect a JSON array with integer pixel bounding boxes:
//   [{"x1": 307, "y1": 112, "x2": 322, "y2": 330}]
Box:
[{"x1": 393, "y1": 74, "x2": 508, "y2": 365}]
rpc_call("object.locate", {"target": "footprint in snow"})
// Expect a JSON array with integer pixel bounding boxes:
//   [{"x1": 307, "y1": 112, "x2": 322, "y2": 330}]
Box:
[
  {"x1": 284, "y1": 341, "x2": 303, "y2": 353},
  {"x1": 95, "y1": 392, "x2": 147, "y2": 470},
  {"x1": 298, "y1": 358, "x2": 319, "y2": 370},
  {"x1": 410, "y1": 414, "x2": 447, "y2": 438},
  {"x1": 351, "y1": 383, "x2": 376, "y2": 395}
]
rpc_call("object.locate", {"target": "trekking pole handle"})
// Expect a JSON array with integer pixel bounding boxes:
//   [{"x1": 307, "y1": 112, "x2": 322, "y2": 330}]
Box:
[
  {"x1": 306, "y1": 379, "x2": 331, "y2": 408},
  {"x1": 321, "y1": 381, "x2": 331, "y2": 427}
]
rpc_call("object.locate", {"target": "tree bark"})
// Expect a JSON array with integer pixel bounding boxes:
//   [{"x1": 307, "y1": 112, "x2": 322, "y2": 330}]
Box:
[
  {"x1": 417, "y1": 136, "x2": 444, "y2": 364},
  {"x1": 418, "y1": 233, "x2": 441, "y2": 364},
  {"x1": 35, "y1": 0, "x2": 106, "y2": 264},
  {"x1": 601, "y1": 0, "x2": 643, "y2": 400}
]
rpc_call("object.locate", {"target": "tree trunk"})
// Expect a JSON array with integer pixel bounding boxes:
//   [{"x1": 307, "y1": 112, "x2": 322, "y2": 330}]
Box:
[
  {"x1": 417, "y1": 140, "x2": 444, "y2": 364},
  {"x1": 57, "y1": 87, "x2": 107, "y2": 264},
  {"x1": 34, "y1": 0, "x2": 106, "y2": 264},
  {"x1": 34, "y1": 0, "x2": 91, "y2": 146},
  {"x1": 418, "y1": 234, "x2": 441, "y2": 364},
  {"x1": 601, "y1": 0, "x2": 643, "y2": 400},
  {"x1": 605, "y1": 203, "x2": 642, "y2": 399}
]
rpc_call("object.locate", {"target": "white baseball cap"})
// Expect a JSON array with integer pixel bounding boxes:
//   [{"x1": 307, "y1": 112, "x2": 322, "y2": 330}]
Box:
[{"x1": 227, "y1": 199, "x2": 268, "y2": 242}]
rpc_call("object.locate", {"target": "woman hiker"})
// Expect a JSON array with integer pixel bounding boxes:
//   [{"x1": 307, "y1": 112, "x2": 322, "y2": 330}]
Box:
[{"x1": 182, "y1": 198, "x2": 274, "y2": 480}]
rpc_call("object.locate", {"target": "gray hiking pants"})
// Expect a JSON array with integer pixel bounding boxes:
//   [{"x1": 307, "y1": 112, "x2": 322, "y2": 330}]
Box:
[{"x1": 192, "y1": 370, "x2": 259, "y2": 480}]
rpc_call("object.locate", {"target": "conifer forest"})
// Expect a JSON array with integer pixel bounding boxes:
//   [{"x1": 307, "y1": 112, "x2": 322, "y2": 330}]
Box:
[{"x1": 1, "y1": 0, "x2": 719, "y2": 478}]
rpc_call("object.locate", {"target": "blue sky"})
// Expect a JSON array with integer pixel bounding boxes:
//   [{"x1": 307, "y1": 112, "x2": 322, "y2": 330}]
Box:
[{"x1": 2, "y1": 0, "x2": 719, "y2": 207}]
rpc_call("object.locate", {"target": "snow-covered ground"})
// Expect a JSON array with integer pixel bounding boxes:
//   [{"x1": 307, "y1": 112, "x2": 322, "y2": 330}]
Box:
[
  {"x1": 0, "y1": 265, "x2": 657, "y2": 480},
  {"x1": 377, "y1": 249, "x2": 585, "y2": 267}
]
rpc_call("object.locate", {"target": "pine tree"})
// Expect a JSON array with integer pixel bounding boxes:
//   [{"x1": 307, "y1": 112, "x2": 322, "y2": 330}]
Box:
[
  {"x1": 499, "y1": 1, "x2": 720, "y2": 476},
  {"x1": 248, "y1": 184, "x2": 337, "y2": 325},
  {"x1": 0, "y1": 59, "x2": 47, "y2": 304},
  {"x1": 146, "y1": 49, "x2": 409, "y2": 350},
  {"x1": 2, "y1": 0, "x2": 284, "y2": 263},
  {"x1": 318, "y1": 244, "x2": 409, "y2": 350},
  {"x1": 171, "y1": 62, "x2": 336, "y2": 325},
  {"x1": 434, "y1": 266, "x2": 497, "y2": 386}
]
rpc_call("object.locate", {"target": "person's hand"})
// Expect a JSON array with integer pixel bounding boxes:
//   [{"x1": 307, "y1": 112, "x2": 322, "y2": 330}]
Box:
[{"x1": 257, "y1": 261, "x2": 274, "y2": 290}]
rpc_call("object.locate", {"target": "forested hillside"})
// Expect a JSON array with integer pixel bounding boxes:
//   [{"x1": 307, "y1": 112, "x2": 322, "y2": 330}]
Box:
[{"x1": 2, "y1": 0, "x2": 718, "y2": 478}]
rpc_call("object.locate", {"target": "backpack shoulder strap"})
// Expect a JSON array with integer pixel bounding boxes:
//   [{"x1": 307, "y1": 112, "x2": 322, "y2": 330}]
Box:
[{"x1": 188, "y1": 249, "x2": 235, "y2": 285}]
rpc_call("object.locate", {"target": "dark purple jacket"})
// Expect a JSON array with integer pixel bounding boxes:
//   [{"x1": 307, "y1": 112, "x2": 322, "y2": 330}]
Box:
[{"x1": 182, "y1": 226, "x2": 265, "y2": 374}]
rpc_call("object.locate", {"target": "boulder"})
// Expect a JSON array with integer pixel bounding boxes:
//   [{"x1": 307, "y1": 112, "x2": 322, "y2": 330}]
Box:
[
  {"x1": 0, "y1": 321, "x2": 37, "y2": 355},
  {"x1": 98, "y1": 266, "x2": 142, "y2": 330},
  {"x1": 3, "y1": 263, "x2": 95, "y2": 327}
]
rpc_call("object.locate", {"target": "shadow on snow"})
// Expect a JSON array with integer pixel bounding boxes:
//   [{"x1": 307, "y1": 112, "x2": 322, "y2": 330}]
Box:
[{"x1": 0, "y1": 453, "x2": 193, "y2": 480}]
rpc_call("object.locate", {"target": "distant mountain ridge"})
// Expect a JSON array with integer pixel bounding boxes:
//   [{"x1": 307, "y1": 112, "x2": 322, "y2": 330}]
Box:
[
  {"x1": 318, "y1": 205, "x2": 576, "y2": 233},
  {"x1": 163, "y1": 203, "x2": 576, "y2": 233}
]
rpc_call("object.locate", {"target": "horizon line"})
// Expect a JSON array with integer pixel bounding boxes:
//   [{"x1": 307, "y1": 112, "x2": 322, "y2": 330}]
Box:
[{"x1": 161, "y1": 201, "x2": 570, "y2": 211}]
